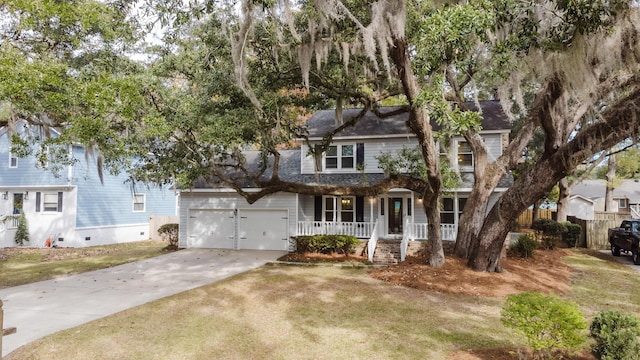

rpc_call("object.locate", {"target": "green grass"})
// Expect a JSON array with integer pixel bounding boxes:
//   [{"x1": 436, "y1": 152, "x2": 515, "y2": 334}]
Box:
[
  {"x1": 0, "y1": 240, "x2": 169, "y2": 289},
  {"x1": 5, "y1": 249, "x2": 640, "y2": 360}
]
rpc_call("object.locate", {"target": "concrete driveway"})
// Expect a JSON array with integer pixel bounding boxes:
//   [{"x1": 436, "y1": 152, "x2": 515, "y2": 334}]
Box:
[
  {"x1": 0, "y1": 248, "x2": 285, "y2": 357},
  {"x1": 602, "y1": 249, "x2": 640, "y2": 273}
]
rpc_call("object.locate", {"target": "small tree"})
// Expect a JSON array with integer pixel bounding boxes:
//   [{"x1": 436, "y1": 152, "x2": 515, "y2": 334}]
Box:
[
  {"x1": 158, "y1": 223, "x2": 179, "y2": 250},
  {"x1": 14, "y1": 213, "x2": 30, "y2": 246},
  {"x1": 502, "y1": 291, "x2": 587, "y2": 359},
  {"x1": 590, "y1": 310, "x2": 640, "y2": 360}
]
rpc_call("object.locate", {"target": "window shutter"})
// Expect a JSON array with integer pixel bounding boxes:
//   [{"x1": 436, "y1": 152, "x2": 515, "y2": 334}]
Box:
[
  {"x1": 407, "y1": 198, "x2": 412, "y2": 216},
  {"x1": 57, "y1": 192, "x2": 63, "y2": 212},
  {"x1": 356, "y1": 196, "x2": 364, "y2": 222},
  {"x1": 314, "y1": 196, "x2": 322, "y2": 221},
  {"x1": 36, "y1": 192, "x2": 41, "y2": 212},
  {"x1": 356, "y1": 143, "x2": 364, "y2": 168}
]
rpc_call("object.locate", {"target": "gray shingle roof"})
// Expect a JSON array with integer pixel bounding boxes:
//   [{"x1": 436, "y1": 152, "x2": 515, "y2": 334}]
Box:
[
  {"x1": 305, "y1": 100, "x2": 511, "y2": 138},
  {"x1": 571, "y1": 179, "x2": 640, "y2": 203}
]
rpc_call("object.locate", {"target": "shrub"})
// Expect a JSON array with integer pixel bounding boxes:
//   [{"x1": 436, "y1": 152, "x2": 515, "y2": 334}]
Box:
[
  {"x1": 590, "y1": 310, "x2": 640, "y2": 360},
  {"x1": 292, "y1": 235, "x2": 359, "y2": 254},
  {"x1": 502, "y1": 291, "x2": 587, "y2": 359},
  {"x1": 14, "y1": 213, "x2": 30, "y2": 246},
  {"x1": 158, "y1": 223, "x2": 179, "y2": 250},
  {"x1": 532, "y1": 219, "x2": 566, "y2": 249},
  {"x1": 513, "y1": 233, "x2": 538, "y2": 258},
  {"x1": 562, "y1": 222, "x2": 582, "y2": 248}
]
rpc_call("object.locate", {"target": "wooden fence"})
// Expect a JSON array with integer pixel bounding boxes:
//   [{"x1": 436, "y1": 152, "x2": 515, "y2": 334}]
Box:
[
  {"x1": 149, "y1": 215, "x2": 179, "y2": 240},
  {"x1": 515, "y1": 209, "x2": 556, "y2": 228},
  {"x1": 568, "y1": 212, "x2": 632, "y2": 249}
]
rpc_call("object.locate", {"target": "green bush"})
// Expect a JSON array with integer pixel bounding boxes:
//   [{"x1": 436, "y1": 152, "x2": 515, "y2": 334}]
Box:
[
  {"x1": 532, "y1": 219, "x2": 566, "y2": 249},
  {"x1": 513, "y1": 233, "x2": 538, "y2": 258},
  {"x1": 590, "y1": 310, "x2": 640, "y2": 360},
  {"x1": 158, "y1": 223, "x2": 179, "y2": 250},
  {"x1": 502, "y1": 291, "x2": 587, "y2": 359},
  {"x1": 14, "y1": 213, "x2": 29, "y2": 246},
  {"x1": 562, "y1": 222, "x2": 582, "y2": 248},
  {"x1": 292, "y1": 235, "x2": 359, "y2": 254}
]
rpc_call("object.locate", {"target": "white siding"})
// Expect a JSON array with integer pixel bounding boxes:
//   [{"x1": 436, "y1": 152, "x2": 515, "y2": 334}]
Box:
[
  {"x1": 301, "y1": 138, "x2": 418, "y2": 174},
  {"x1": 302, "y1": 133, "x2": 506, "y2": 175}
]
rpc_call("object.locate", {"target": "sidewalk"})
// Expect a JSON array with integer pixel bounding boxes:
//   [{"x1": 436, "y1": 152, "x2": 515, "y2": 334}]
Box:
[{"x1": 0, "y1": 249, "x2": 285, "y2": 357}]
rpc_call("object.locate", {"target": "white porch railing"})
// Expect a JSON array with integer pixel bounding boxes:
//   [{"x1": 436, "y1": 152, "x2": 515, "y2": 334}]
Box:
[
  {"x1": 631, "y1": 205, "x2": 640, "y2": 219},
  {"x1": 297, "y1": 221, "x2": 458, "y2": 241},
  {"x1": 367, "y1": 221, "x2": 379, "y2": 263},
  {"x1": 297, "y1": 221, "x2": 376, "y2": 238}
]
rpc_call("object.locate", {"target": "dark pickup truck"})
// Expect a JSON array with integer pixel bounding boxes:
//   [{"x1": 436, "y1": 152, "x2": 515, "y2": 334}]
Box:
[{"x1": 608, "y1": 219, "x2": 640, "y2": 265}]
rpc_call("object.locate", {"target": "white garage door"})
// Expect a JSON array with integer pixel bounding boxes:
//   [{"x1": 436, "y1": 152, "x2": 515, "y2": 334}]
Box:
[
  {"x1": 238, "y1": 209, "x2": 289, "y2": 251},
  {"x1": 188, "y1": 209, "x2": 235, "y2": 248}
]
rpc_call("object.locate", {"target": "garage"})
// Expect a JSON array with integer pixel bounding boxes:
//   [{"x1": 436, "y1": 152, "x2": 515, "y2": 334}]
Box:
[
  {"x1": 238, "y1": 209, "x2": 289, "y2": 250},
  {"x1": 188, "y1": 209, "x2": 235, "y2": 248},
  {"x1": 187, "y1": 208, "x2": 289, "y2": 250}
]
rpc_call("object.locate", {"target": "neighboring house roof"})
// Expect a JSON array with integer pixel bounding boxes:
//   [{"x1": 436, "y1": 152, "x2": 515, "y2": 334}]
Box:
[
  {"x1": 305, "y1": 100, "x2": 511, "y2": 139},
  {"x1": 571, "y1": 179, "x2": 640, "y2": 203},
  {"x1": 193, "y1": 149, "x2": 514, "y2": 189}
]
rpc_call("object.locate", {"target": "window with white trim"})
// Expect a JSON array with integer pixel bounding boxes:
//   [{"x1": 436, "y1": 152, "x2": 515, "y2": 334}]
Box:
[
  {"x1": 457, "y1": 141, "x2": 473, "y2": 168},
  {"x1": 36, "y1": 191, "x2": 63, "y2": 213},
  {"x1": 619, "y1": 198, "x2": 628, "y2": 209},
  {"x1": 9, "y1": 152, "x2": 18, "y2": 168},
  {"x1": 325, "y1": 144, "x2": 354, "y2": 169},
  {"x1": 43, "y1": 194, "x2": 59, "y2": 212},
  {"x1": 340, "y1": 197, "x2": 354, "y2": 222},
  {"x1": 441, "y1": 197, "x2": 467, "y2": 224},
  {"x1": 133, "y1": 194, "x2": 146, "y2": 212},
  {"x1": 323, "y1": 196, "x2": 356, "y2": 222}
]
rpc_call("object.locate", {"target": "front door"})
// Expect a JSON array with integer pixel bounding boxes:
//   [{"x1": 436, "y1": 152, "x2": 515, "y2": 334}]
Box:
[{"x1": 388, "y1": 197, "x2": 403, "y2": 235}]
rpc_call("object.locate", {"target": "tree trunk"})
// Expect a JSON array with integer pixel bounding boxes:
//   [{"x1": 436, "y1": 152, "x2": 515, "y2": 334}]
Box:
[
  {"x1": 390, "y1": 37, "x2": 444, "y2": 267},
  {"x1": 469, "y1": 158, "x2": 562, "y2": 271},
  {"x1": 556, "y1": 178, "x2": 569, "y2": 223},
  {"x1": 605, "y1": 153, "x2": 616, "y2": 211},
  {"x1": 468, "y1": 87, "x2": 640, "y2": 271}
]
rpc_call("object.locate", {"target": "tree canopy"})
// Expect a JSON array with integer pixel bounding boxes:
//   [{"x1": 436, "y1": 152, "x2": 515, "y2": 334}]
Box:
[{"x1": 4, "y1": 0, "x2": 640, "y2": 271}]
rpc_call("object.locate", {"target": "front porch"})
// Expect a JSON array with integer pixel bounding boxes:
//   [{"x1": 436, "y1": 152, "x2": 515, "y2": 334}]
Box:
[{"x1": 296, "y1": 219, "x2": 458, "y2": 264}]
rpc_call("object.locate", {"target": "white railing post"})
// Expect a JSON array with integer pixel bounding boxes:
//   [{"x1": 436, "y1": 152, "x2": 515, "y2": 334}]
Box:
[
  {"x1": 401, "y1": 217, "x2": 411, "y2": 262},
  {"x1": 368, "y1": 221, "x2": 379, "y2": 263}
]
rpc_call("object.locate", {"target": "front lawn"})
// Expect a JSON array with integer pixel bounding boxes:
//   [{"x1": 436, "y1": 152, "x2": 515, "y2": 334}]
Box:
[
  {"x1": 0, "y1": 240, "x2": 171, "y2": 289},
  {"x1": 7, "y1": 248, "x2": 640, "y2": 359}
]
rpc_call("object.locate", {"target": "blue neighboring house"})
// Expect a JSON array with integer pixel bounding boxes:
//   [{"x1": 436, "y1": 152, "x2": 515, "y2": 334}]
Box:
[{"x1": 0, "y1": 123, "x2": 177, "y2": 248}]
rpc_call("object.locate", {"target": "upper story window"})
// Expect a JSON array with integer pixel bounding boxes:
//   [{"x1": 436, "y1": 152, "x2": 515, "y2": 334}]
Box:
[
  {"x1": 457, "y1": 141, "x2": 473, "y2": 168},
  {"x1": 133, "y1": 194, "x2": 146, "y2": 212},
  {"x1": 9, "y1": 152, "x2": 18, "y2": 168},
  {"x1": 326, "y1": 144, "x2": 354, "y2": 169}
]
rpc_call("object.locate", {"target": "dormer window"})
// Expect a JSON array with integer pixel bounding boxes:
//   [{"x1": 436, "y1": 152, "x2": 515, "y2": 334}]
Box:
[{"x1": 326, "y1": 144, "x2": 354, "y2": 169}]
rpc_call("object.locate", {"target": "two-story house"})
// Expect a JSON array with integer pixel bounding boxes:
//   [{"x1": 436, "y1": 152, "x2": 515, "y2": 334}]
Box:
[
  {"x1": 180, "y1": 101, "x2": 511, "y2": 256},
  {"x1": 0, "y1": 124, "x2": 178, "y2": 248},
  {"x1": 178, "y1": 101, "x2": 512, "y2": 260}
]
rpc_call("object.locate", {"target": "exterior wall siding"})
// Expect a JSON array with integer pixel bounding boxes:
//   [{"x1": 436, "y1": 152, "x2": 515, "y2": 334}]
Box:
[
  {"x1": 301, "y1": 133, "x2": 506, "y2": 176},
  {"x1": 179, "y1": 191, "x2": 298, "y2": 248},
  {"x1": 71, "y1": 146, "x2": 176, "y2": 228},
  {"x1": 1, "y1": 130, "x2": 176, "y2": 248}
]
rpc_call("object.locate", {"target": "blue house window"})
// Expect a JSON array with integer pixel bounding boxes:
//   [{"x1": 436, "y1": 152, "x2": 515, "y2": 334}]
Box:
[
  {"x1": 133, "y1": 194, "x2": 146, "y2": 212},
  {"x1": 9, "y1": 152, "x2": 18, "y2": 168}
]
